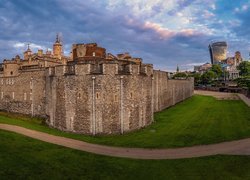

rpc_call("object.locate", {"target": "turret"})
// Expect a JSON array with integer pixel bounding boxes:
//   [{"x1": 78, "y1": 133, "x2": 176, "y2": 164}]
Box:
[
  {"x1": 53, "y1": 34, "x2": 63, "y2": 59},
  {"x1": 23, "y1": 44, "x2": 32, "y2": 60}
]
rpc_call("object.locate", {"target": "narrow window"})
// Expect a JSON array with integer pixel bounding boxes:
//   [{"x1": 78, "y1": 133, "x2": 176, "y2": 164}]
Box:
[
  {"x1": 30, "y1": 92, "x2": 32, "y2": 100},
  {"x1": 93, "y1": 52, "x2": 96, "y2": 57},
  {"x1": 96, "y1": 92, "x2": 99, "y2": 99},
  {"x1": 12, "y1": 92, "x2": 15, "y2": 99},
  {"x1": 78, "y1": 93, "x2": 81, "y2": 99},
  {"x1": 24, "y1": 93, "x2": 27, "y2": 101},
  {"x1": 114, "y1": 94, "x2": 118, "y2": 102},
  {"x1": 1, "y1": 92, "x2": 3, "y2": 99},
  {"x1": 130, "y1": 92, "x2": 133, "y2": 99}
]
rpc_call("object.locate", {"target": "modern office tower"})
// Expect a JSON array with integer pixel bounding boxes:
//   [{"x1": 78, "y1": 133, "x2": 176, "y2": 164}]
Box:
[{"x1": 209, "y1": 42, "x2": 228, "y2": 64}]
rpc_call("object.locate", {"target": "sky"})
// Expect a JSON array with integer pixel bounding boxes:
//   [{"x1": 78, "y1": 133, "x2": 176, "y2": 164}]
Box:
[{"x1": 0, "y1": 0, "x2": 250, "y2": 71}]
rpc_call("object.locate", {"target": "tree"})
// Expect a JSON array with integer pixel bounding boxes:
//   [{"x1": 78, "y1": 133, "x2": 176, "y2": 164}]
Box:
[
  {"x1": 188, "y1": 73, "x2": 201, "y2": 85},
  {"x1": 237, "y1": 61, "x2": 250, "y2": 76},
  {"x1": 173, "y1": 72, "x2": 187, "y2": 79},
  {"x1": 211, "y1": 64, "x2": 223, "y2": 78},
  {"x1": 201, "y1": 70, "x2": 216, "y2": 84}
]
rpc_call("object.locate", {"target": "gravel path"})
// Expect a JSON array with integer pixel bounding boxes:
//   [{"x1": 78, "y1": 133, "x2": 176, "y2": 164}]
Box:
[{"x1": 1, "y1": 124, "x2": 250, "y2": 159}]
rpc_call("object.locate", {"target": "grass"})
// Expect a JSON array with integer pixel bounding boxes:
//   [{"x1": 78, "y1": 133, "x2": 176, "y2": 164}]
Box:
[
  {"x1": 1, "y1": 130, "x2": 250, "y2": 180},
  {"x1": 0, "y1": 95, "x2": 250, "y2": 148}
]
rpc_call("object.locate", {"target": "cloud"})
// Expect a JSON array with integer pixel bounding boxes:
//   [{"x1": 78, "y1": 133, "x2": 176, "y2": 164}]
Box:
[{"x1": 0, "y1": 0, "x2": 249, "y2": 71}]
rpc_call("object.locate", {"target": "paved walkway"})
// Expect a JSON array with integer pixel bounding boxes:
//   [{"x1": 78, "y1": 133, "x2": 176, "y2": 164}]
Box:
[
  {"x1": 1, "y1": 124, "x2": 250, "y2": 159},
  {"x1": 195, "y1": 90, "x2": 250, "y2": 106}
]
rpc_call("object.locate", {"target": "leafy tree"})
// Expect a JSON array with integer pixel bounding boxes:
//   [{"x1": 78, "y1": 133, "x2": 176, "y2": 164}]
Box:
[
  {"x1": 188, "y1": 73, "x2": 201, "y2": 85},
  {"x1": 201, "y1": 70, "x2": 216, "y2": 84},
  {"x1": 173, "y1": 72, "x2": 187, "y2": 79},
  {"x1": 211, "y1": 64, "x2": 223, "y2": 78},
  {"x1": 237, "y1": 61, "x2": 250, "y2": 76}
]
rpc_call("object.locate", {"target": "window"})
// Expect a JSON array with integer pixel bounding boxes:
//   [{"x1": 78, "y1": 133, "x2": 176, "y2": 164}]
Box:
[
  {"x1": 114, "y1": 94, "x2": 118, "y2": 102},
  {"x1": 77, "y1": 93, "x2": 81, "y2": 99},
  {"x1": 1, "y1": 92, "x2": 3, "y2": 99},
  {"x1": 10, "y1": 71, "x2": 13, "y2": 75},
  {"x1": 96, "y1": 92, "x2": 99, "y2": 99},
  {"x1": 12, "y1": 92, "x2": 15, "y2": 99},
  {"x1": 30, "y1": 92, "x2": 32, "y2": 100},
  {"x1": 93, "y1": 52, "x2": 96, "y2": 57},
  {"x1": 24, "y1": 93, "x2": 27, "y2": 101},
  {"x1": 130, "y1": 92, "x2": 133, "y2": 99}
]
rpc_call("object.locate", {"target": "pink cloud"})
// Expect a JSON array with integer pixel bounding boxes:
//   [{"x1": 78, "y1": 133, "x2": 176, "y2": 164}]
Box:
[{"x1": 142, "y1": 21, "x2": 201, "y2": 39}]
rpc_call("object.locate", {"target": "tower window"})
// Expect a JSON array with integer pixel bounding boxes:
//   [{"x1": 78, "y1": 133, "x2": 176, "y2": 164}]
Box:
[
  {"x1": 24, "y1": 93, "x2": 27, "y2": 101},
  {"x1": 10, "y1": 71, "x2": 13, "y2": 75},
  {"x1": 78, "y1": 93, "x2": 81, "y2": 99},
  {"x1": 114, "y1": 95, "x2": 118, "y2": 102},
  {"x1": 93, "y1": 52, "x2": 96, "y2": 57}
]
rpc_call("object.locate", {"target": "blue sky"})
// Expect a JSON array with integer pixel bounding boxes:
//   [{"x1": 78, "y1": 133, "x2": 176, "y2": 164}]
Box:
[{"x1": 0, "y1": 0, "x2": 250, "y2": 71}]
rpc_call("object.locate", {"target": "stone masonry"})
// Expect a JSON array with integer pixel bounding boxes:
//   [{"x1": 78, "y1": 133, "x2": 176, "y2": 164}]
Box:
[{"x1": 0, "y1": 37, "x2": 194, "y2": 135}]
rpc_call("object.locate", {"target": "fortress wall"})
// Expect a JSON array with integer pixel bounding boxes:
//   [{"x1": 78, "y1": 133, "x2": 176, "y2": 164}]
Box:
[
  {"x1": 0, "y1": 70, "x2": 46, "y2": 116},
  {"x1": 45, "y1": 64, "x2": 154, "y2": 134},
  {"x1": 153, "y1": 70, "x2": 194, "y2": 112},
  {"x1": 121, "y1": 65, "x2": 153, "y2": 132},
  {"x1": 0, "y1": 63, "x2": 193, "y2": 135}
]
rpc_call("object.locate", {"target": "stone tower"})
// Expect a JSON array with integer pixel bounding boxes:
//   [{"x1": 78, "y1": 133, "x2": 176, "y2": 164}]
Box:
[
  {"x1": 234, "y1": 51, "x2": 242, "y2": 66},
  {"x1": 53, "y1": 34, "x2": 63, "y2": 59},
  {"x1": 23, "y1": 44, "x2": 32, "y2": 60}
]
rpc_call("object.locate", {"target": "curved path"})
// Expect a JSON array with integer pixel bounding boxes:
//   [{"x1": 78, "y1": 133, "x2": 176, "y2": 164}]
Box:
[{"x1": 1, "y1": 124, "x2": 250, "y2": 159}]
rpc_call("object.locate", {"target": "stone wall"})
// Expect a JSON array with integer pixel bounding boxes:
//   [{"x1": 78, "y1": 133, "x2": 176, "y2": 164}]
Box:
[
  {"x1": 45, "y1": 63, "x2": 154, "y2": 134},
  {"x1": 0, "y1": 64, "x2": 194, "y2": 135},
  {"x1": 0, "y1": 69, "x2": 46, "y2": 116},
  {"x1": 153, "y1": 70, "x2": 194, "y2": 112}
]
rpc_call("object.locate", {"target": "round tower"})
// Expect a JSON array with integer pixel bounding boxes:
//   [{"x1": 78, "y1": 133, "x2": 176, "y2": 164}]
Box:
[{"x1": 53, "y1": 34, "x2": 63, "y2": 59}]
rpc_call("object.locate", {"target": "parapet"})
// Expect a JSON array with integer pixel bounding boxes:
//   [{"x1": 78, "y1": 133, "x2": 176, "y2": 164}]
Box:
[{"x1": 48, "y1": 61, "x2": 153, "y2": 77}]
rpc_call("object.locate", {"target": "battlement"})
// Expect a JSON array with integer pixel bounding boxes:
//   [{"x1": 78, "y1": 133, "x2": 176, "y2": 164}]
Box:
[{"x1": 47, "y1": 62, "x2": 154, "y2": 77}]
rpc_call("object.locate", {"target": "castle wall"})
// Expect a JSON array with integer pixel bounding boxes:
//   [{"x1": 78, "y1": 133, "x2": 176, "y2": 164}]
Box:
[
  {"x1": 0, "y1": 63, "x2": 194, "y2": 135},
  {"x1": 45, "y1": 64, "x2": 154, "y2": 134},
  {"x1": 153, "y1": 70, "x2": 194, "y2": 112},
  {"x1": 0, "y1": 69, "x2": 46, "y2": 116}
]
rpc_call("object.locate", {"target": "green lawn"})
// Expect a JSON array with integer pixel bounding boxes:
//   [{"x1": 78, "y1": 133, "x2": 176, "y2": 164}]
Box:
[
  {"x1": 0, "y1": 95, "x2": 250, "y2": 148},
  {"x1": 1, "y1": 130, "x2": 250, "y2": 180}
]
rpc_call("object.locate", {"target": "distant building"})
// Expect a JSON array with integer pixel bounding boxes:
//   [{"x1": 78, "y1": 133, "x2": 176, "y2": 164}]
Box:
[
  {"x1": 209, "y1": 42, "x2": 228, "y2": 64},
  {"x1": 194, "y1": 62, "x2": 212, "y2": 74},
  {"x1": 221, "y1": 51, "x2": 243, "y2": 80}
]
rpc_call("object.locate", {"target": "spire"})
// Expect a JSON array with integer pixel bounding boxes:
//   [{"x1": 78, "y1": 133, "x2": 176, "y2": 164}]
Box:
[
  {"x1": 55, "y1": 33, "x2": 60, "y2": 43},
  {"x1": 27, "y1": 43, "x2": 31, "y2": 51},
  {"x1": 53, "y1": 33, "x2": 63, "y2": 58}
]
